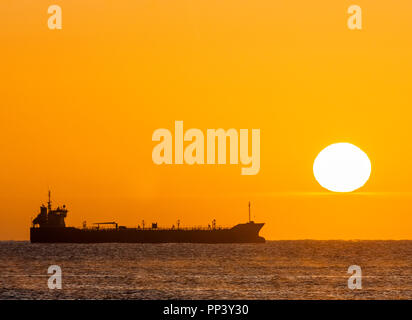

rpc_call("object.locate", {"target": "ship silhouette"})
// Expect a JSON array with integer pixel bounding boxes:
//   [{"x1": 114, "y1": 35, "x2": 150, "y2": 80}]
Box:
[{"x1": 30, "y1": 192, "x2": 265, "y2": 243}]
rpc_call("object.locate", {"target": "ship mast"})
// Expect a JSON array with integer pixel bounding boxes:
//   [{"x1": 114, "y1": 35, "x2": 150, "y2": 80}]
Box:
[
  {"x1": 248, "y1": 201, "x2": 251, "y2": 223},
  {"x1": 48, "y1": 190, "x2": 52, "y2": 212}
]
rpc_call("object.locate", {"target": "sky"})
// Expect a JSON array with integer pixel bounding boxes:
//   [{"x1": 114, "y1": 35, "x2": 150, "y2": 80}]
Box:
[{"x1": 1, "y1": 1, "x2": 412, "y2": 240}]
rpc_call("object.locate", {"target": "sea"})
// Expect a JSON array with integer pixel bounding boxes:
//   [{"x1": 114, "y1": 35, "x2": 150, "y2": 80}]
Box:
[{"x1": 0, "y1": 241, "x2": 411, "y2": 299}]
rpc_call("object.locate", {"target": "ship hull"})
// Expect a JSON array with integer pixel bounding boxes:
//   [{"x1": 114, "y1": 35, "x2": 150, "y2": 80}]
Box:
[{"x1": 30, "y1": 223, "x2": 265, "y2": 244}]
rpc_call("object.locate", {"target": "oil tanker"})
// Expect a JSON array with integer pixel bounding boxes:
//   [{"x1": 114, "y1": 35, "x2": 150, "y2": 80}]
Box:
[{"x1": 30, "y1": 192, "x2": 265, "y2": 243}]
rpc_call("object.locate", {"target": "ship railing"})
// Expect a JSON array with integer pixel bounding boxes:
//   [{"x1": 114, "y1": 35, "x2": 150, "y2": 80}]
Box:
[
  {"x1": 150, "y1": 225, "x2": 232, "y2": 231},
  {"x1": 81, "y1": 225, "x2": 232, "y2": 231}
]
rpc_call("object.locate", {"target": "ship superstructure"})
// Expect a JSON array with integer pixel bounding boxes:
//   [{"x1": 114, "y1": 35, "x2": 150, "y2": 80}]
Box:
[{"x1": 32, "y1": 191, "x2": 67, "y2": 228}]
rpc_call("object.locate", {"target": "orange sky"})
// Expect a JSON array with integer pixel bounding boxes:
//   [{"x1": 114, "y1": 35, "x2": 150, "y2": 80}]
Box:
[{"x1": 1, "y1": 1, "x2": 412, "y2": 240}]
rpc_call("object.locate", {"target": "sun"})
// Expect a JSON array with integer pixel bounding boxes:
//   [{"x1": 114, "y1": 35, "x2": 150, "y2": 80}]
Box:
[{"x1": 313, "y1": 143, "x2": 371, "y2": 192}]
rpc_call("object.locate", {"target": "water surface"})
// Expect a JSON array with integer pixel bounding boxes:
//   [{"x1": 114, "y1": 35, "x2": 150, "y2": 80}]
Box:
[{"x1": 1, "y1": 241, "x2": 411, "y2": 299}]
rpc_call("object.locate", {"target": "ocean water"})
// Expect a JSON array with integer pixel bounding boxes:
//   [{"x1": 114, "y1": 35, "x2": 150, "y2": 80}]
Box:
[{"x1": 0, "y1": 241, "x2": 411, "y2": 299}]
